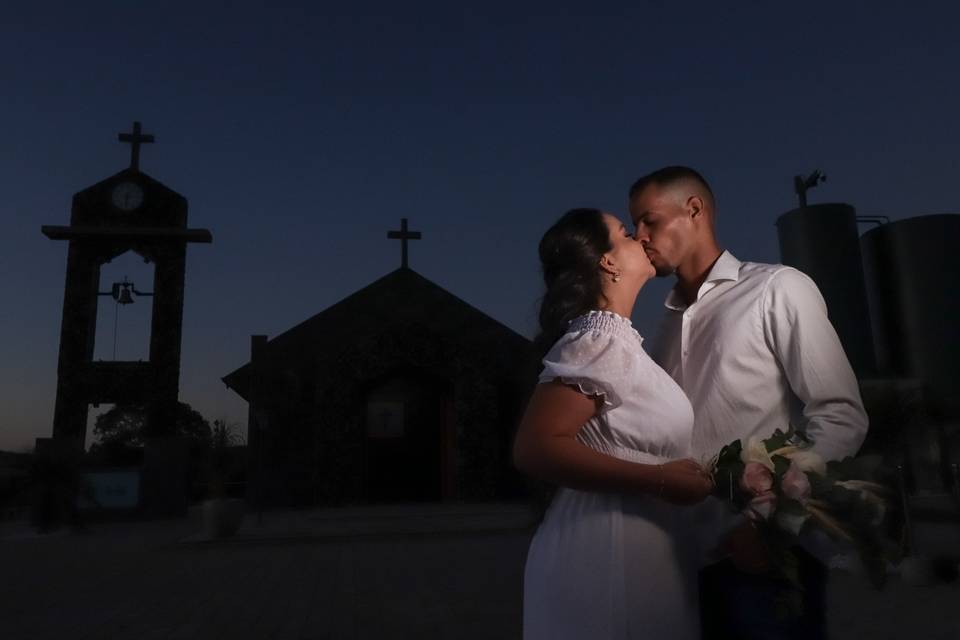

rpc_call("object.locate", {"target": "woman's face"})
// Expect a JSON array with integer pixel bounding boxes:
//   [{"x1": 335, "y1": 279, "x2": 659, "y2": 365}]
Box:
[{"x1": 601, "y1": 213, "x2": 655, "y2": 284}]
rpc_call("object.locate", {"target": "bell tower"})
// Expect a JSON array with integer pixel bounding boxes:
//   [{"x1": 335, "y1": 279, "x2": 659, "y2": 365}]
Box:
[{"x1": 41, "y1": 122, "x2": 212, "y2": 448}]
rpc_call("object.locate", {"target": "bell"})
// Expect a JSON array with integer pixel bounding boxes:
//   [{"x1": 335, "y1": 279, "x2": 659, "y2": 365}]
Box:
[{"x1": 117, "y1": 287, "x2": 134, "y2": 305}]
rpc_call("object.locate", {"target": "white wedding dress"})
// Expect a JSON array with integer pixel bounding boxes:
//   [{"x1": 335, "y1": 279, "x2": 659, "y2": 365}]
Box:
[{"x1": 523, "y1": 310, "x2": 701, "y2": 640}]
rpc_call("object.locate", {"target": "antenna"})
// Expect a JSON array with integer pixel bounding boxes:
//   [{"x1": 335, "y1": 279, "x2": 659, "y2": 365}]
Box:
[{"x1": 793, "y1": 169, "x2": 827, "y2": 207}]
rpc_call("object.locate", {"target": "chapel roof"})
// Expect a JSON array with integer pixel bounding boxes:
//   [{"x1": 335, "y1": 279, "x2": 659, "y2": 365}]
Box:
[{"x1": 223, "y1": 267, "x2": 532, "y2": 399}]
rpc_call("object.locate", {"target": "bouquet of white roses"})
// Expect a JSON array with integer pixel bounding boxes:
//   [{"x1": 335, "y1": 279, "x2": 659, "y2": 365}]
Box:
[{"x1": 709, "y1": 427, "x2": 902, "y2": 591}]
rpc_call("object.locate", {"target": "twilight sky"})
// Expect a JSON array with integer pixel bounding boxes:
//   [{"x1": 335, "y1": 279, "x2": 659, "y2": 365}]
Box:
[{"x1": 2, "y1": 0, "x2": 958, "y2": 451}]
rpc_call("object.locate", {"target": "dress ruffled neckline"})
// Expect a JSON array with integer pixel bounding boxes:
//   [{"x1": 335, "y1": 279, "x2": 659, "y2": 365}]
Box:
[{"x1": 568, "y1": 309, "x2": 643, "y2": 344}]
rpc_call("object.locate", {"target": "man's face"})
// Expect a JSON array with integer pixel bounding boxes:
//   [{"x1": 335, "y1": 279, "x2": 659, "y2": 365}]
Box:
[{"x1": 629, "y1": 184, "x2": 695, "y2": 277}]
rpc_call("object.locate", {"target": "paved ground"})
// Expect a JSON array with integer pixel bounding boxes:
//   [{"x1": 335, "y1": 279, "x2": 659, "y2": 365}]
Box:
[{"x1": 1, "y1": 504, "x2": 957, "y2": 640}]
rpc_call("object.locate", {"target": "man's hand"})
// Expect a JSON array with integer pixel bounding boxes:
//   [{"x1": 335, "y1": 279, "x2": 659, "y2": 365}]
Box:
[{"x1": 724, "y1": 521, "x2": 771, "y2": 574}]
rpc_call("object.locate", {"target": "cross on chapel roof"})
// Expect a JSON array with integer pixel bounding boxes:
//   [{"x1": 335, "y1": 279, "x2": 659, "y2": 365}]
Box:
[{"x1": 387, "y1": 218, "x2": 422, "y2": 269}]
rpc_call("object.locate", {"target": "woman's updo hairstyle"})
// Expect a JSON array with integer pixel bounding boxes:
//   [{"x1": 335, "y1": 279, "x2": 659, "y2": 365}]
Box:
[{"x1": 534, "y1": 208, "x2": 611, "y2": 358}]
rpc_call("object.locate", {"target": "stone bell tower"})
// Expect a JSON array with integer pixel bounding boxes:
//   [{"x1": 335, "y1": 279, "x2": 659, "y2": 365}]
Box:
[{"x1": 41, "y1": 122, "x2": 212, "y2": 450}]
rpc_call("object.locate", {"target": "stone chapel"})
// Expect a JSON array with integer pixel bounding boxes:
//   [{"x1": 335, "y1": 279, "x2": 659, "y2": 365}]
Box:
[{"x1": 223, "y1": 222, "x2": 536, "y2": 506}]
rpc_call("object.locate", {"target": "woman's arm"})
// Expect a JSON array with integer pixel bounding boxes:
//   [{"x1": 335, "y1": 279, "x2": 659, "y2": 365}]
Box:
[{"x1": 512, "y1": 381, "x2": 712, "y2": 504}]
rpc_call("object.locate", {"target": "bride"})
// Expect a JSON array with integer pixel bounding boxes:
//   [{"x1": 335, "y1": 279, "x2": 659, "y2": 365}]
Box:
[{"x1": 514, "y1": 208, "x2": 714, "y2": 639}]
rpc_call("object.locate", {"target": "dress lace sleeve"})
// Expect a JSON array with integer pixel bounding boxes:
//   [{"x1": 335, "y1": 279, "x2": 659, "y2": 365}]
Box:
[{"x1": 538, "y1": 325, "x2": 635, "y2": 412}]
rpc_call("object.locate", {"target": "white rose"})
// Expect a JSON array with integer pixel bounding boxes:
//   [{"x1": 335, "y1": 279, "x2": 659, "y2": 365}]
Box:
[
  {"x1": 740, "y1": 435, "x2": 775, "y2": 472},
  {"x1": 783, "y1": 449, "x2": 827, "y2": 476}
]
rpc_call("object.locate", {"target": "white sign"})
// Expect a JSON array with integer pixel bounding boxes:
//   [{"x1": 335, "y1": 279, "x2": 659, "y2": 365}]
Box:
[
  {"x1": 78, "y1": 470, "x2": 141, "y2": 510},
  {"x1": 366, "y1": 401, "x2": 405, "y2": 439}
]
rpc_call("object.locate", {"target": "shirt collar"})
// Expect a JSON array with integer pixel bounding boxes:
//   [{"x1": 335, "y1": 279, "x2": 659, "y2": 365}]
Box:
[{"x1": 664, "y1": 250, "x2": 742, "y2": 311}]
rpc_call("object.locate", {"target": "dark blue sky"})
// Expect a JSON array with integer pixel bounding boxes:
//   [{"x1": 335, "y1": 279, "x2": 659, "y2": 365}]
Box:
[{"x1": 3, "y1": 1, "x2": 958, "y2": 450}]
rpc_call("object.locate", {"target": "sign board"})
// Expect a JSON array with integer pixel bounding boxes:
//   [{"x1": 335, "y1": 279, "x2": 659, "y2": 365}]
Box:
[
  {"x1": 78, "y1": 470, "x2": 141, "y2": 510},
  {"x1": 366, "y1": 401, "x2": 405, "y2": 439}
]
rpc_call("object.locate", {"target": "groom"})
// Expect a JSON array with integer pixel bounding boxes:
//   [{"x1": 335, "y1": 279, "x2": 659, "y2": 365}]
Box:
[{"x1": 629, "y1": 166, "x2": 868, "y2": 640}]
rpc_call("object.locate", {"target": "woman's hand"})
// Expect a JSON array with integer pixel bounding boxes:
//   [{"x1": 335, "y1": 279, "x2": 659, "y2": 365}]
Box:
[{"x1": 656, "y1": 459, "x2": 714, "y2": 505}]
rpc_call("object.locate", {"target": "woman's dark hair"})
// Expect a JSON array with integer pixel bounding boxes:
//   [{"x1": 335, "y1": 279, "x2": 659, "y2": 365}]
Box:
[{"x1": 534, "y1": 208, "x2": 611, "y2": 358}]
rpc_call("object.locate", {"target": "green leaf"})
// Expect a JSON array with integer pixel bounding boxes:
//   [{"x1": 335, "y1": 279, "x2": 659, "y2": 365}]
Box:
[
  {"x1": 764, "y1": 428, "x2": 792, "y2": 452},
  {"x1": 772, "y1": 455, "x2": 791, "y2": 478},
  {"x1": 711, "y1": 460, "x2": 748, "y2": 507},
  {"x1": 715, "y1": 440, "x2": 743, "y2": 469}
]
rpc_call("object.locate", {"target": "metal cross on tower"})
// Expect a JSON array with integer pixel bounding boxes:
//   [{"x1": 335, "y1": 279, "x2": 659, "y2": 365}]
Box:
[{"x1": 118, "y1": 121, "x2": 155, "y2": 172}]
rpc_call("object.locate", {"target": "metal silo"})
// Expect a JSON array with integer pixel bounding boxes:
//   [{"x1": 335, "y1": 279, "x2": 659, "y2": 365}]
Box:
[
  {"x1": 776, "y1": 203, "x2": 877, "y2": 375},
  {"x1": 860, "y1": 214, "x2": 960, "y2": 418}
]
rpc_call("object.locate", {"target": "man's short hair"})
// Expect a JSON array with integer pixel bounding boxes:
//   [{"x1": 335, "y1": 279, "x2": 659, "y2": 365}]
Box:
[{"x1": 628, "y1": 166, "x2": 714, "y2": 200}]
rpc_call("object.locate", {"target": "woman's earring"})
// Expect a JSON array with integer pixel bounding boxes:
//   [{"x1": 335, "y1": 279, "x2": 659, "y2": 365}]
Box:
[{"x1": 612, "y1": 271, "x2": 622, "y2": 283}]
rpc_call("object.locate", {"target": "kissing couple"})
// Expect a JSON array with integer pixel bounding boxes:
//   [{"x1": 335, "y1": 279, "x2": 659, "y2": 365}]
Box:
[{"x1": 514, "y1": 166, "x2": 869, "y2": 640}]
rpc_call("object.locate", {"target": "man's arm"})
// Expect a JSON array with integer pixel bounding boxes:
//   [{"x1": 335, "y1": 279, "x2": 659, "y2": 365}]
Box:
[{"x1": 762, "y1": 268, "x2": 869, "y2": 461}]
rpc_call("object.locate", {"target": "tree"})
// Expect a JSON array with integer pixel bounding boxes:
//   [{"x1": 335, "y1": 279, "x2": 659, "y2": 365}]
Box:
[
  {"x1": 207, "y1": 419, "x2": 245, "y2": 498},
  {"x1": 90, "y1": 402, "x2": 212, "y2": 455},
  {"x1": 211, "y1": 419, "x2": 244, "y2": 450}
]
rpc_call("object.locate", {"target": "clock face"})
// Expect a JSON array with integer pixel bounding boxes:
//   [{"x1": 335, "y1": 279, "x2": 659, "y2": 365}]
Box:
[{"x1": 111, "y1": 182, "x2": 144, "y2": 212}]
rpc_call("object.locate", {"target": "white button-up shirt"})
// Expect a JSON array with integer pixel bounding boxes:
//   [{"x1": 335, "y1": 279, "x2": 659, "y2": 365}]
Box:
[{"x1": 648, "y1": 251, "x2": 868, "y2": 462}]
